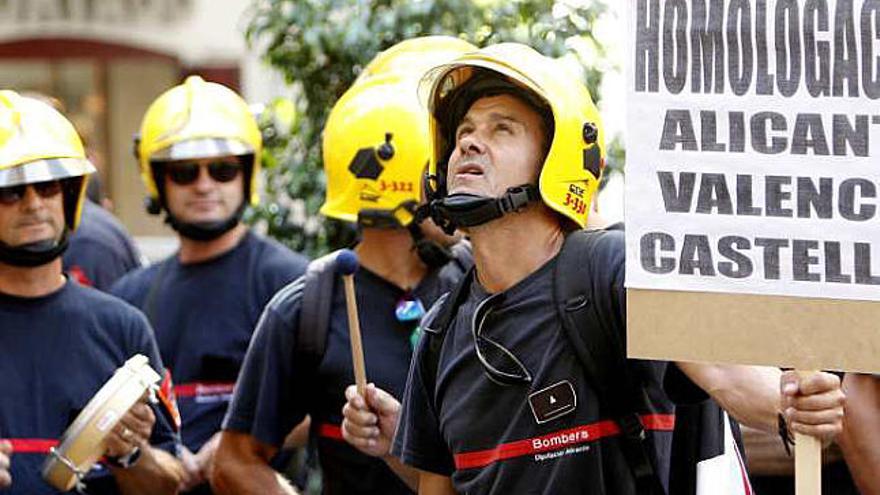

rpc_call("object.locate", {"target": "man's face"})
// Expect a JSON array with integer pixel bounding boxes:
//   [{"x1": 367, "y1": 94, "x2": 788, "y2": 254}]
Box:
[
  {"x1": 0, "y1": 181, "x2": 65, "y2": 247},
  {"x1": 162, "y1": 155, "x2": 244, "y2": 225},
  {"x1": 446, "y1": 94, "x2": 546, "y2": 198}
]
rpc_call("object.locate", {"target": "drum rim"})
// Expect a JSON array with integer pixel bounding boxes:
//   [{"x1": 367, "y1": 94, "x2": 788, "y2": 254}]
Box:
[{"x1": 41, "y1": 354, "x2": 160, "y2": 490}]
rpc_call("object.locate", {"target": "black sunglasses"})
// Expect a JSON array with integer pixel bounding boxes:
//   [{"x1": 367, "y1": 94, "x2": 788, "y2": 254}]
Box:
[
  {"x1": 0, "y1": 180, "x2": 63, "y2": 205},
  {"x1": 165, "y1": 161, "x2": 242, "y2": 186},
  {"x1": 472, "y1": 292, "x2": 533, "y2": 386}
]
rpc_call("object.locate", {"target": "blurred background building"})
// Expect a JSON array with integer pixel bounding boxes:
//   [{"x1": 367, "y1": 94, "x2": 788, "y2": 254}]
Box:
[
  {"x1": 0, "y1": 0, "x2": 287, "y2": 257},
  {"x1": 0, "y1": 0, "x2": 626, "y2": 260}
]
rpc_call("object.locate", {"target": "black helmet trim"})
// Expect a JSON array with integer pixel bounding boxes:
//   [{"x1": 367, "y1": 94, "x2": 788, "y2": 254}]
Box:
[
  {"x1": 356, "y1": 200, "x2": 419, "y2": 229},
  {"x1": 145, "y1": 154, "x2": 255, "y2": 217},
  {"x1": 0, "y1": 175, "x2": 82, "y2": 266},
  {"x1": 145, "y1": 154, "x2": 252, "y2": 241},
  {"x1": 0, "y1": 229, "x2": 70, "y2": 267},
  {"x1": 164, "y1": 201, "x2": 246, "y2": 242},
  {"x1": 429, "y1": 184, "x2": 540, "y2": 234},
  {"x1": 404, "y1": 204, "x2": 454, "y2": 269},
  {"x1": 426, "y1": 69, "x2": 552, "y2": 232},
  {"x1": 60, "y1": 177, "x2": 85, "y2": 231},
  {"x1": 434, "y1": 70, "x2": 554, "y2": 190}
]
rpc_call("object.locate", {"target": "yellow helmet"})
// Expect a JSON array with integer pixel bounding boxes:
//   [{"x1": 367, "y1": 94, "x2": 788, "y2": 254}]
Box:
[
  {"x1": 321, "y1": 74, "x2": 429, "y2": 227},
  {"x1": 322, "y1": 37, "x2": 477, "y2": 227},
  {"x1": 357, "y1": 36, "x2": 477, "y2": 84},
  {"x1": 0, "y1": 90, "x2": 95, "y2": 231},
  {"x1": 424, "y1": 43, "x2": 605, "y2": 229},
  {"x1": 136, "y1": 76, "x2": 262, "y2": 212}
]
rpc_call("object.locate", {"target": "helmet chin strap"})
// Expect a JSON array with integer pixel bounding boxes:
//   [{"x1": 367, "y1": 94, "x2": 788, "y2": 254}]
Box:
[
  {"x1": 407, "y1": 205, "x2": 454, "y2": 269},
  {"x1": 165, "y1": 202, "x2": 245, "y2": 242},
  {"x1": 0, "y1": 229, "x2": 70, "y2": 267},
  {"x1": 429, "y1": 184, "x2": 541, "y2": 235}
]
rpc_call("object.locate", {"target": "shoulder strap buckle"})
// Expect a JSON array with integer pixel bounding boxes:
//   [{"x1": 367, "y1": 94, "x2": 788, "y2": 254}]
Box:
[{"x1": 498, "y1": 184, "x2": 539, "y2": 214}]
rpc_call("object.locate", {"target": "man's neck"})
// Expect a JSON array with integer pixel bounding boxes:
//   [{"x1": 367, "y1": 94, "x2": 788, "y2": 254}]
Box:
[
  {"x1": 178, "y1": 223, "x2": 248, "y2": 264},
  {"x1": 467, "y1": 205, "x2": 565, "y2": 293},
  {"x1": 0, "y1": 258, "x2": 66, "y2": 298},
  {"x1": 356, "y1": 228, "x2": 428, "y2": 291}
]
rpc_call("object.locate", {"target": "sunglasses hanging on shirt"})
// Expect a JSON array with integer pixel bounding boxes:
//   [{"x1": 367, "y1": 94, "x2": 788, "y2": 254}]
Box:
[{"x1": 472, "y1": 292, "x2": 533, "y2": 386}]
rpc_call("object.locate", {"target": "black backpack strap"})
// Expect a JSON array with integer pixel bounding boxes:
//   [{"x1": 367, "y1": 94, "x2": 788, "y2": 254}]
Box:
[
  {"x1": 554, "y1": 229, "x2": 665, "y2": 494},
  {"x1": 296, "y1": 250, "x2": 341, "y2": 363},
  {"x1": 420, "y1": 267, "x2": 475, "y2": 404},
  {"x1": 448, "y1": 240, "x2": 474, "y2": 274}
]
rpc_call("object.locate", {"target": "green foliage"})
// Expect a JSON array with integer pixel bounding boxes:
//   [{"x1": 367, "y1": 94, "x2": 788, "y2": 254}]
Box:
[
  {"x1": 602, "y1": 134, "x2": 625, "y2": 190},
  {"x1": 246, "y1": 0, "x2": 613, "y2": 257}
]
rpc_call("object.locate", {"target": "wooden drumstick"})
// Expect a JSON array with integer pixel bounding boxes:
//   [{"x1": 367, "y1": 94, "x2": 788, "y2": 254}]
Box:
[{"x1": 337, "y1": 249, "x2": 367, "y2": 397}]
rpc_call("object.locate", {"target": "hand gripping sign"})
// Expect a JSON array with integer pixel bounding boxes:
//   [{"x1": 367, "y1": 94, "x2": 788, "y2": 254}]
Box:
[
  {"x1": 42, "y1": 355, "x2": 160, "y2": 491},
  {"x1": 626, "y1": 1, "x2": 880, "y2": 493}
]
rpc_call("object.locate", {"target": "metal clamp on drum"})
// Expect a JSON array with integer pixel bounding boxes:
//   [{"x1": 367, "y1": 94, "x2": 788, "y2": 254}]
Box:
[{"x1": 41, "y1": 354, "x2": 161, "y2": 492}]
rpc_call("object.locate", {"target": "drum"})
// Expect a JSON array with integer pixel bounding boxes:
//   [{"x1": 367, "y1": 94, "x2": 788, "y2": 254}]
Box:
[{"x1": 41, "y1": 354, "x2": 160, "y2": 491}]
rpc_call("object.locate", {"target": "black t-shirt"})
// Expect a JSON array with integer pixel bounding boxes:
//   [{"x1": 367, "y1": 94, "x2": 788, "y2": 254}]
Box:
[
  {"x1": 63, "y1": 201, "x2": 142, "y2": 291},
  {"x1": 223, "y1": 257, "x2": 467, "y2": 495},
  {"x1": 0, "y1": 280, "x2": 178, "y2": 495},
  {"x1": 393, "y1": 241, "x2": 678, "y2": 495},
  {"x1": 110, "y1": 231, "x2": 308, "y2": 452}
]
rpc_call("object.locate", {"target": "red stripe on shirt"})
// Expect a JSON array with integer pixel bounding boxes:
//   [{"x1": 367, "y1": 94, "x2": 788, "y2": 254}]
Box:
[
  {"x1": 174, "y1": 382, "x2": 235, "y2": 398},
  {"x1": 642, "y1": 413, "x2": 676, "y2": 430},
  {"x1": 3, "y1": 439, "x2": 58, "y2": 454},
  {"x1": 318, "y1": 423, "x2": 344, "y2": 441},
  {"x1": 453, "y1": 414, "x2": 675, "y2": 470}
]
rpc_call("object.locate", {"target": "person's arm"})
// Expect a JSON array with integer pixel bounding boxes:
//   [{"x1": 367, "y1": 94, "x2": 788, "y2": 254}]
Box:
[
  {"x1": 211, "y1": 431, "x2": 298, "y2": 495},
  {"x1": 281, "y1": 417, "x2": 311, "y2": 450},
  {"x1": 676, "y1": 364, "x2": 845, "y2": 443},
  {"x1": 178, "y1": 431, "x2": 222, "y2": 492},
  {"x1": 418, "y1": 470, "x2": 456, "y2": 495},
  {"x1": 210, "y1": 285, "x2": 307, "y2": 494},
  {"x1": 838, "y1": 373, "x2": 880, "y2": 494},
  {"x1": 341, "y1": 384, "x2": 418, "y2": 490},
  {"x1": 105, "y1": 400, "x2": 184, "y2": 495},
  {"x1": 0, "y1": 440, "x2": 11, "y2": 489},
  {"x1": 675, "y1": 363, "x2": 780, "y2": 431},
  {"x1": 112, "y1": 447, "x2": 183, "y2": 495}
]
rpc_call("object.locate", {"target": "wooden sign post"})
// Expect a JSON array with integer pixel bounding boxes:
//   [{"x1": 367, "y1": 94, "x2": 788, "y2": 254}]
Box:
[
  {"x1": 795, "y1": 371, "x2": 822, "y2": 495},
  {"x1": 625, "y1": 1, "x2": 880, "y2": 493}
]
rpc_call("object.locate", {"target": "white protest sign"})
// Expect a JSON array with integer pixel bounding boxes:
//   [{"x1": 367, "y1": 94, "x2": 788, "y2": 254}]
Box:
[
  {"x1": 626, "y1": 0, "x2": 880, "y2": 302},
  {"x1": 624, "y1": 5, "x2": 880, "y2": 491},
  {"x1": 624, "y1": 0, "x2": 880, "y2": 374}
]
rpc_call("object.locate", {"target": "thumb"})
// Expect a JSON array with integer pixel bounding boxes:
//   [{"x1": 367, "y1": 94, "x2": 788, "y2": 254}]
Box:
[
  {"x1": 780, "y1": 370, "x2": 800, "y2": 397},
  {"x1": 345, "y1": 384, "x2": 368, "y2": 410},
  {"x1": 366, "y1": 384, "x2": 400, "y2": 416}
]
